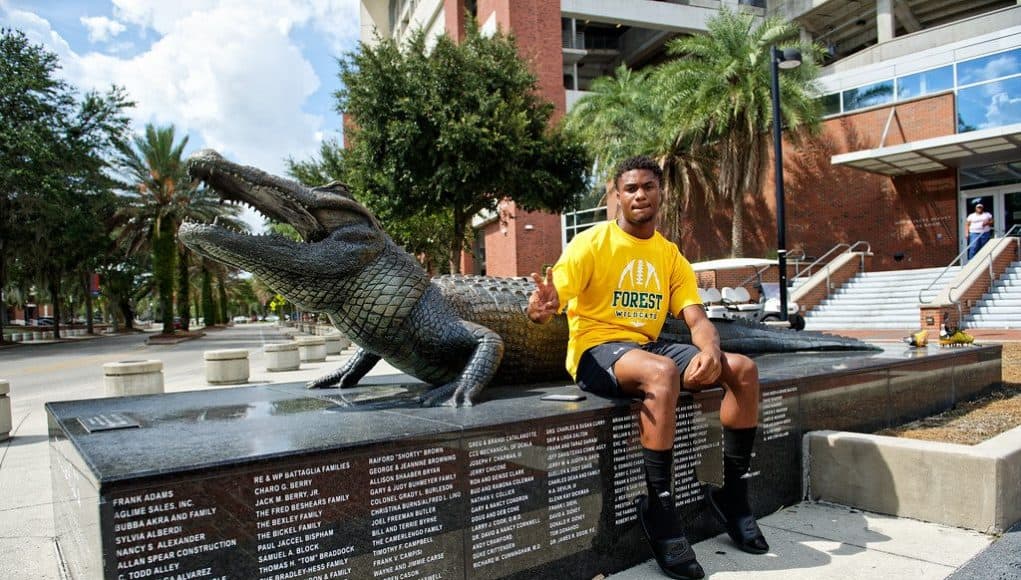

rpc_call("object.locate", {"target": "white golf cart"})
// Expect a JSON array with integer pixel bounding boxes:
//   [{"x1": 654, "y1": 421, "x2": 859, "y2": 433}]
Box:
[{"x1": 691, "y1": 258, "x2": 805, "y2": 330}]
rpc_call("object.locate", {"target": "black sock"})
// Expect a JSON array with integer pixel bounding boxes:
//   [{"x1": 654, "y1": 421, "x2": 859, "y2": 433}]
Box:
[
  {"x1": 642, "y1": 447, "x2": 681, "y2": 537},
  {"x1": 719, "y1": 427, "x2": 757, "y2": 516}
]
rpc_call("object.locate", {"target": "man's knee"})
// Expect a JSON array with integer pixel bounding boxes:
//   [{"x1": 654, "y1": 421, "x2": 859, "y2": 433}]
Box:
[
  {"x1": 640, "y1": 356, "x2": 681, "y2": 404},
  {"x1": 724, "y1": 353, "x2": 759, "y2": 396}
]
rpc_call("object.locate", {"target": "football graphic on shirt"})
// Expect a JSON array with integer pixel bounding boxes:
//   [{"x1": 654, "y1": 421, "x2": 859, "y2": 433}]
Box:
[{"x1": 612, "y1": 258, "x2": 665, "y2": 328}]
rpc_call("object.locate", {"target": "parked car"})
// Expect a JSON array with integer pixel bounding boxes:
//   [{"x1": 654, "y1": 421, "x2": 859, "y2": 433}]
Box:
[{"x1": 34, "y1": 317, "x2": 54, "y2": 326}]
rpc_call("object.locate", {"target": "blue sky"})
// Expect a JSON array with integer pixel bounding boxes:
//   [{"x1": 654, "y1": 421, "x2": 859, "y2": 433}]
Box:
[{"x1": 1, "y1": 0, "x2": 363, "y2": 227}]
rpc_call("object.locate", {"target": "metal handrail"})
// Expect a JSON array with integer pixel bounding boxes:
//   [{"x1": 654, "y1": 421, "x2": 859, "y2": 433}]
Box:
[
  {"x1": 917, "y1": 229, "x2": 1009, "y2": 305},
  {"x1": 737, "y1": 265, "x2": 775, "y2": 290},
  {"x1": 921, "y1": 225, "x2": 1021, "y2": 327},
  {"x1": 788, "y1": 241, "x2": 872, "y2": 286},
  {"x1": 917, "y1": 245, "x2": 971, "y2": 305},
  {"x1": 946, "y1": 224, "x2": 1021, "y2": 303},
  {"x1": 732, "y1": 250, "x2": 808, "y2": 289}
]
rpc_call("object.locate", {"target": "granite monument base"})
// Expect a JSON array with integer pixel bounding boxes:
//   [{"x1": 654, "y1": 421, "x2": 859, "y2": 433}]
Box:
[{"x1": 47, "y1": 343, "x2": 1002, "y2": 580}]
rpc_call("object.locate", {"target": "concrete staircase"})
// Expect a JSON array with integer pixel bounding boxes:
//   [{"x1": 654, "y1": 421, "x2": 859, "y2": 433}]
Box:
[
  {"x1": 963, "y1": 261, "x2": 1021, "y2": 328},
  {"x1": 803, "y1": 267, "x2": 960, "y2": 330}
]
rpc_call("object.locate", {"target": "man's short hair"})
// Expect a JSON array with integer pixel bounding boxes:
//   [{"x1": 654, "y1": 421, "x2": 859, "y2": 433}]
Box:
[{"x1": 613, "y1": 155, "x2": 663, "y2": 188}]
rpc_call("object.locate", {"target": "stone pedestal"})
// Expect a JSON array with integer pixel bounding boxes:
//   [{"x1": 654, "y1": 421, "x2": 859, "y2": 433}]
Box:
[
  {"x1": 264, "y1": 343, "x2": 300, "y2": 372},
  {"x1": 204, "y1": 349, "x2": 250, "y2": 385},
  {"x1": 0, "y1": 380, "x2": 10, "y2": 441},
  {"x1": 47, "y1": 344, "x2": 1003, "y2": 580},
  {"x1": 103, "y1": 360, "x2": 164, "y2": 397},
  {"x1": 295, "y1": 336, "x2": 327, "y2": 362}
]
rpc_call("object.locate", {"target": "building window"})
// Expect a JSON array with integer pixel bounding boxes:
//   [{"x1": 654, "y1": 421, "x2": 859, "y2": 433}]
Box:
[
  {"x1": 958, "y1": 76, "x2": 1021, "y2": 132},
  {"x1": 897, "y1": 65, "x2": 953, "y2": 100},
  {"x1": 842, "y1": 80, "x2": 894, "y2": 112},
  {"x1": 820, "y1": 93, "x2": 841, "y2": 116},
  {"x1": 563, "y1": 206, "x2": 607, "y2": 244},
  {"x1": 957, "y1": 47, "x2": 1021, "y2": 86}
]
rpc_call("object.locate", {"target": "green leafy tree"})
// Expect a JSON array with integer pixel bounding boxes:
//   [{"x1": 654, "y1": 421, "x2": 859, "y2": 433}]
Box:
[
  {"x1": 286, "y1": 142, "x2": 455, "y2": 272},
  {"x1": 200, "y1": 258, "x2": 216, "y2": 327},
  {"x1": 656, "y1": 9, "x2": 822, "y2": 256},
  {"x1": 0, "y1": 29, "x2": 132, "y2": 338},
  {"x1": 98, "y1": 254, "x2": 148, "y2": 332},
  {"x1": 175, "y1": 185, "x2": 244, "y2": 330},
  {"x1": 0, "y1": 29, "x2": 73, "y2": 338},
  {"x1": 564, "y1": 65, "x2": 660, "y2": 184},
  {"x1": 286, "y1": 138, "x2": 347, "y2": 187},
  {"x1": 563, "y1": 65, "x2": 712, "y2": 240},
  {"x1": 338, "y1": 21, "x2": 590, "y2": 271}
]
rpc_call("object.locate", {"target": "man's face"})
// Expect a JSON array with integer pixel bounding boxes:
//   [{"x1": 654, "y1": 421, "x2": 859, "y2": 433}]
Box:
[
  {"x1": 616, "y1": 168, "x2": 661, "y2": 226},
  {"x1": 976, "y1": 205, "x2": 984, "y2": 213}
]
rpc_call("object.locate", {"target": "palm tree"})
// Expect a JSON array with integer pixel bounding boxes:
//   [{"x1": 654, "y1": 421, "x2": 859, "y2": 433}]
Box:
[
  {"x1": 564, "y1": 66, "x2": 718, "y2": 243},
  {"x1": 656, "y1": 9, "x2": 823, "y2": 256},
  {"x1": 175, "y1": 185, "x2": 244, "y2": 330},
  {"x1": 564, "y1": 66, "x2": 661, "y2": 185},
  {"x1": 114, "y1": 125, "x2": 243, "y2": 334},
  {"x1": 114, "y1": 124, "x2": 189, "y2": 334}
]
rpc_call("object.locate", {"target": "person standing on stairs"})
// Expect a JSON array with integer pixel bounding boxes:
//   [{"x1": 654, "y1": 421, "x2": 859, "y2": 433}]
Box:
[{"x1": 966, "y1": 202, "x2": 994, "y2": 259}]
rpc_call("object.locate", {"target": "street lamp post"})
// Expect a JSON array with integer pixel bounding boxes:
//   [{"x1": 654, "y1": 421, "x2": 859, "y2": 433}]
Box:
[{"x1": 770, "y1": 46, "x2": 802, "y2": 323}]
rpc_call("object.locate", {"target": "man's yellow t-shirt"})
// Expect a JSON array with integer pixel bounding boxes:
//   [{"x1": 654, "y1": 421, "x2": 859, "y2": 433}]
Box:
[{"x1": 552, "y1": 221, "x2": 702, "y2": 379}]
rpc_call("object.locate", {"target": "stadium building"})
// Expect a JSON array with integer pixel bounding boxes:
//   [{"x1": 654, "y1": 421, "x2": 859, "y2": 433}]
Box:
[{"x1": 358, "y1": 0, "x2": 1021, "y2": 278}]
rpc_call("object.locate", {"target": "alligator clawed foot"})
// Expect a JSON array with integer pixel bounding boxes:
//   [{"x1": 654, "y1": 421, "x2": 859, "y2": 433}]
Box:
[
  {"x1": 305, "y1": 375, "x2": 344, "y2": 389},
  {"x1": 420, "y1": 383, "x2": 474, "y2": 407}
]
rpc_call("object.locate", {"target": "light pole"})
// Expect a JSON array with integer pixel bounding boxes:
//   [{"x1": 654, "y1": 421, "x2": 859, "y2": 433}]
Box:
[{"x1": 770, "y1": 46, "x2": 802, "y2": 323}]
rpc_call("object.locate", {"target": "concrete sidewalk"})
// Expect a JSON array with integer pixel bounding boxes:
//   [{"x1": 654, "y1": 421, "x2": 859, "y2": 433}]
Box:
[
  {"x1": 1, "y1": 325, "x2": 1019, "y2": 579},
  {"x1": 611, "y1": 502, "x2": 1004, "y2": 580}
]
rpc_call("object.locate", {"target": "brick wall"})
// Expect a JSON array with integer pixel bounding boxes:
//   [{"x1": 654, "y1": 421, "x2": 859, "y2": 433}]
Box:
[
  {"x1": 444, "y1": 0, "x2": 465, "y2": 42},
  {"x1": 472, "y1": 201, "x2": 563, "y2": 277},
  {"x1": 508, "y1": 209, "x2": 557, "y2": 276},
  {"x1": 675, "y1": 93, "x2": 961, "y2": 271},
  {"x1": 468, "y1": 0, "x2": 567, "y2": 275}
]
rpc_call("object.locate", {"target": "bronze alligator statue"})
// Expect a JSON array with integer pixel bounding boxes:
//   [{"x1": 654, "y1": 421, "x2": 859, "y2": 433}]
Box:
[{"x1": 179, "y1": 150, "x2": 878, "y2": 406}]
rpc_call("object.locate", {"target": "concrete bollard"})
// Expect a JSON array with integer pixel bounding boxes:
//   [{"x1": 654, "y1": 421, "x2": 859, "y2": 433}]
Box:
[
  {"x1": 0, "y1": 379, "x2": 10, "y2": 441},
  {"x1": 204, "y1": 349, "x2": 250, "y2": 385},
  {"x1": 264, "y1": 343, "x2": 300, "y2": 372},
  {"x1": 103, "y1": 360, "x2": 164, "y2": 397},
  {"x1": 294, "y1": 336, "x2": 327, "y2": 362},
  {"x1": 324, "y1": 335, "x2": 343, "y2": 356},
  {"x1": 10, "y1": 333, "x2": 21, "y2": 342}
]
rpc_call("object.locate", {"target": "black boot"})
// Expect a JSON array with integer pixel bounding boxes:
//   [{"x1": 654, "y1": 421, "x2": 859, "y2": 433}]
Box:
[
  {"x1": 637, "y1": 492, "x2": 705, "y2": 580},
  {"x1": 706, "y1": 427, "x2": 769, "y2": 554}
]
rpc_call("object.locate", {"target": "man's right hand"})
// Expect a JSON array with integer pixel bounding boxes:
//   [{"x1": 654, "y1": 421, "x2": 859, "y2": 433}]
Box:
[{"x1": 527, "y1": 267, "x2": 559, "y2": 324}]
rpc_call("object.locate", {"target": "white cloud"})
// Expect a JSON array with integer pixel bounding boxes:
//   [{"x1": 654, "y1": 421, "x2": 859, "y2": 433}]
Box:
[
  {"x1": 80, "y1": 15, "x2": 126, "y2": 43},
  {"x1": 3, "y1": 0, "x2": 361, "y2": 178}
]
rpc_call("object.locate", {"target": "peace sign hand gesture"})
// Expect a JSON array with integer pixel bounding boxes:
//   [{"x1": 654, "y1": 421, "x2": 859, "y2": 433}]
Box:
[{"x1": 527, "y1": 267, "x2": 560, "y2": 324}]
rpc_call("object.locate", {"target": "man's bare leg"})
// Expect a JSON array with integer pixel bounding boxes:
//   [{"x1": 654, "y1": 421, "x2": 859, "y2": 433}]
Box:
[{"x1": 614, "y1": 350, "x2": 704, "y2": 580}]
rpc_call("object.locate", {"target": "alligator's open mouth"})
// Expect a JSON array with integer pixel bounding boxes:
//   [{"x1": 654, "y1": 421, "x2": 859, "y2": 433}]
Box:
[{"x1": 185, "y1": 149, "x2": 325, "y2": 242}]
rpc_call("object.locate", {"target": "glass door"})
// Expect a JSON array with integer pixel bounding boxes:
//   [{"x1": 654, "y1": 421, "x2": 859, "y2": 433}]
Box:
[{"x1": 1005, "y1": 192, "x2": 1021, "y2": 235}]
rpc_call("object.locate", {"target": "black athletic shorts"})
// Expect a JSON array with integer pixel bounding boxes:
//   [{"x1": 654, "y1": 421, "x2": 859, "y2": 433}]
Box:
[{"x1": 575, "y1": 340, "x2": 701, "y2": 398}]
